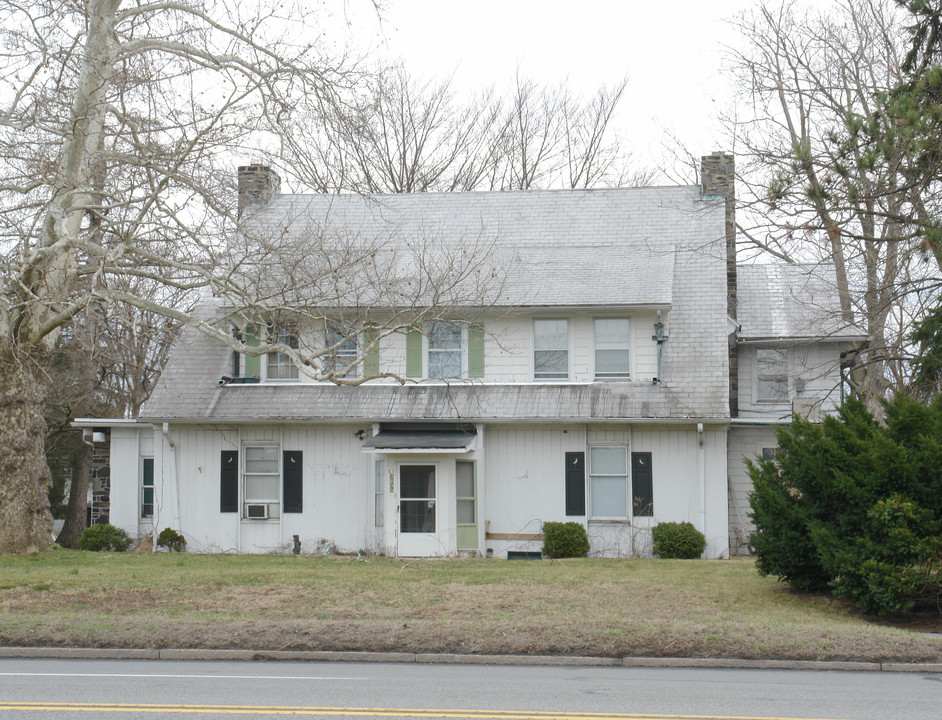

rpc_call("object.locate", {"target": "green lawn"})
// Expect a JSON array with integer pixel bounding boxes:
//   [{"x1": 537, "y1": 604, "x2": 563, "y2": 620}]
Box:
[{"x1": 0, "y1": 550, "x2": 938, "y2": 661}]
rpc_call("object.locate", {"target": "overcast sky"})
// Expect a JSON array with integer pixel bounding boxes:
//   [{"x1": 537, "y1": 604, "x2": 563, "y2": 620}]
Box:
[{"x1": 333, "y1": 0, "x2": 837, "y2": 177}]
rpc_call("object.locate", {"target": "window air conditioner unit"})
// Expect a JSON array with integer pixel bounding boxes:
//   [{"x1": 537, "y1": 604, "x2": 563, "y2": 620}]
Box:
[{"x1": 246, "y1": 503, "x2": 269, "y2": 519}]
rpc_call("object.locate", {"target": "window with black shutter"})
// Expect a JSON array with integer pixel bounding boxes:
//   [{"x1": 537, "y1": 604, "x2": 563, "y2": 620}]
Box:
[
  {"x1": 631, "y1": 452, "x2": 653, "y2": 516},
  {"x1": 283, "y1": 450, "x2": 303, "y2": 513},
  {"x1": 220, "y1": 450, "x2": 239, "y2": 513},
  {"x1": 565, "y1": 451, "x2": 586, "y2": 516}
]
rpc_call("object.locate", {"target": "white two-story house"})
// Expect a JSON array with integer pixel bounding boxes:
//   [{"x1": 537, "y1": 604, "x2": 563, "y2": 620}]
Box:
[{"x1": 75, "y1": 153, "x2": 864, "y2": 558}]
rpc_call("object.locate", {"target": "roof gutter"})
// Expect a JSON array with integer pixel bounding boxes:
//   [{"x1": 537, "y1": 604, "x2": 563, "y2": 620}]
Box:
[
  {"x1": 737, "y1": 335, "x2": 868, "y2": 345},
  {"x1": 162, "y1": 422, "x2": 182, "y2": 534},
  {"x1": 730, "y1": 417, "x2": 792, "y2": 426},
  {"x1": 140, "y1": 416, "x2": 733, "y2": 427}
]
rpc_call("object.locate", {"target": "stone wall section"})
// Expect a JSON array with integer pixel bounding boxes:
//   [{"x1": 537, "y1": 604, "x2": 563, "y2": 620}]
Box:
[{"x1": 90, "y1": 434, "x2": 111, "y2": 525}]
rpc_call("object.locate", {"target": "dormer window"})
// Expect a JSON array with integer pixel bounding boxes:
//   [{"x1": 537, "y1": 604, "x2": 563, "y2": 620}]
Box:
[
  {"x1": 534, "y1": 318, "x2": 569, "y2": 380},
  {"x1": 267, "y1": 326, "x2": 299, "y2": 380},
  {"x1": 594, "y1": 318, "x2": 631, "y2": 379},
  {"x1": 428, "y1": 322, "x2": 462, "y2": 378},
  {"x1": 326, "y1": 324, "x2": 359, "y2": 378}
]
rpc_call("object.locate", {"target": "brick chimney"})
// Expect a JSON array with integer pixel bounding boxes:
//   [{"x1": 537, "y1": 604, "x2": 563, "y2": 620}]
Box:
[
  {"x1": 238, "y1": 164, "x2": 281, "y2": 216},
  {"x1": 701, "y1": 151, "x2": 738, "y2": 417}
]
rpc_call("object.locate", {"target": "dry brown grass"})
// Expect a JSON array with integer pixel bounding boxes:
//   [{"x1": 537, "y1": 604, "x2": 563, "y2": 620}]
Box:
[{"x1": 1, "y1": 551, "x2": 939, "y2": 660}]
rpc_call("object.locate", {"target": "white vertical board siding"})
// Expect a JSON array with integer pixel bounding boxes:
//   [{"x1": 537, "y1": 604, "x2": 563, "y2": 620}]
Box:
[
  {"x1": 281, "y1": 425, "x2": 372, "y2": 554},
  {"x1": 108, "y1": 427, "x2": 144, "y2": 538},
  {"x1": 631, "y1": 425, "x2": 729, "y2": 559},
  {"x1": 482, "y1": 424, "x2": 585, "y2": 556},
  {"x1": 160, "y1": 426, "x2": 240, "y2": 552},
  {"x1": 154, "y1": 424, "x2": 372, "y2": 554},
  {"x1": 727, "y1": 425, "x2": 778, "y2": 555}
]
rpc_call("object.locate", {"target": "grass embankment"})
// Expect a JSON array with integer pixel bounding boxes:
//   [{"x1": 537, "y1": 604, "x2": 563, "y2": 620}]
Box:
[{"x1": 0, "y1": 551, "x2": 939, "y2": 661}]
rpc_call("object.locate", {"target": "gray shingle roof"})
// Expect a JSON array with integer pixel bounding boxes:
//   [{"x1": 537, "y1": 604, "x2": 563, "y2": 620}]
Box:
[
  {"x1": 737, "y1": 264, "x2": 868, "y2": 341},
  {"x1": 145, "y1": 376, "x2": 727, "y2": 423},
  {"x1": 238, "y1": 187, "x2": 705, "y2": 307}
]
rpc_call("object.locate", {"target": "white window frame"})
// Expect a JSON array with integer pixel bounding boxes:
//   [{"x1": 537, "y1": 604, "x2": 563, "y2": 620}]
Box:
[
  {"x1": 593, "y1": 317, "x2": 631, "y2": 379},
  {"x1": 242, "y1": 444, "x2": 281, "y2": 518},
  {"x1": 533, "y1": 318, "x2": 570, "y2": 380},
  {"x1": 426, "y1": 321, "x2": 465, "y2": 379},
  {"x1": 756, "y1": 348, "x2": 788, "y2": 402},
  {"x1": 374, "y1": 458, "x2": 385, "y2": 528},
  {"x1": 140, "y1": 456, "x2": 154, "y2": 520},
  {"x1": 266, "y1": 326, "x2": 299, "y2": 381},
  {"x1": 326, "y1": 323, "x2": 359, "y2": 379},
  {"x1": 588, "y1": 444, "x2": 629, "y2": 520}
]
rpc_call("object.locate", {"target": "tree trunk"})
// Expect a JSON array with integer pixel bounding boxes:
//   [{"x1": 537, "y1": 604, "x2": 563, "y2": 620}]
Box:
[
  {"x1": 56, "y1": 442, "x2": 90, "y2": 549},
  {"x1": 0, "y1": 361, "x2": 53, "y2": 552}
]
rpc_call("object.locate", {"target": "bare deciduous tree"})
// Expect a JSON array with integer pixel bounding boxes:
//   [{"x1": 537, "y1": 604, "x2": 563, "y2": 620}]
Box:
[
  {"x1": 280, "y1": 63, "x2": 646, "y2": 193},
  {"x1": 0, "y1": 0, "x2": 505, "y2": 552},
  {"x1": 725, "y1": 0, "x2": 942, "y2": 413}
]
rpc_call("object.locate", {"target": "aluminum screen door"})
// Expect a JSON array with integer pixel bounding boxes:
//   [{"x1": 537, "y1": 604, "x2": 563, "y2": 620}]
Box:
[{"x1": 398, "y1": 464, "x2": 438, "y2": 556}]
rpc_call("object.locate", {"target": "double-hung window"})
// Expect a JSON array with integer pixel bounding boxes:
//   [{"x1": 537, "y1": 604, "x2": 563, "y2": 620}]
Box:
[
  {"x1": 326, "y1": 324, "x2": 358, "y2": 378},
  {"x1": 756, "y1": 348, "x2": 787, "y2": 401},
  {"x1": 267, "y1": 326, "x2": 299, "y2": 380},
  {"x1": 220, "y1": 447, "x2": 302, "y2": 517},
  {"x1": 588, "y1": 447, "x2": 654, "y2": 519},
  {"x1": 428, "y1": 321, "x2": 462, "y2": 378},
  {"x1": 534, "y1": 319, "x2": 569, "y2": 380},
  {"x1": 141, "y1": 457, "x2": 154, "y2": 519},
  {"x1": 589, "y1": 446, "x2": 628, "y2": 518},
  {"x1": 243, "y1": 445, "x2": 280, "y2": 517},
  {"x1": 594, "y1": 318, "x2": 630, "y2": 379}
]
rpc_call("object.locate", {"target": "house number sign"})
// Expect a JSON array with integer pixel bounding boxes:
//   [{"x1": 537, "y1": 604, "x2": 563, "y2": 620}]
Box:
[{"x1": 389, "y1": 469, "x2": 394, "y2": 493}]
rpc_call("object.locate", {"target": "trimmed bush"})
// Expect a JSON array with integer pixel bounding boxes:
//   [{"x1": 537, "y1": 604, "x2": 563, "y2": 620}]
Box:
[
  {"x1": 156, "y1": 528, "x2": 187, "y2": 553},
  {"x1": 652, "y1": 521, "x2": 706, "y2": 559},
  {"x1": 78, "y1": 524, "x2": 131, "y2": 552},
  {"x1": 542, "y1": 521, "x2": 589, "y2": 558}
]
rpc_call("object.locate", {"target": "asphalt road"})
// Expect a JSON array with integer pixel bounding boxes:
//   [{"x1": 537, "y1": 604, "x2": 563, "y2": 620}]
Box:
[{"x1": 0, "y1": 658, "x2": 940, "y2": 719}]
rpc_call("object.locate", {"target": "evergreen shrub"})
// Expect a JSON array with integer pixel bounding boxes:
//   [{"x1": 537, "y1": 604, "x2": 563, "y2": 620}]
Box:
[
  {"x1": 542, "y1": 521, "x2": 589, "y2": 558},
  {"x1": 156, "y1": 528, "x2": 187, "y2": 552},
  {"x1": 78, "y1": 524, "x2": 131, "y2": 552},
  {"x1": 651, "y1": 521, "x2": 706, "y2": 559},
  {"x1": 749, "y1": 395, "x2": 942, "y2": 616}
]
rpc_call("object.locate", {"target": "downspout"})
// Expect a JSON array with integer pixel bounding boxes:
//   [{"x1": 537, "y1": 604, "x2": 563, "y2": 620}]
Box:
[
  {"x1": 697, "y1": 423, "x2": 706, "y2": 535},
  {"x1": 162, "y1": 423, "x2": 181, "y2": 534},
  {"x1": 80, "y1": 430, "x2": 96, "y2": 516}
]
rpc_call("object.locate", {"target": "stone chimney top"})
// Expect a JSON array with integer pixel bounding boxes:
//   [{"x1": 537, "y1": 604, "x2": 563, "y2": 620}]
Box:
[
  {"x1": 701, "y1": 151, "x2": 738, "y2": 417},
  {"x1": 238, "y1": 164, "x2": 281, "y2": 216},
  {"x1": 700, "y1": 151, "x2": 734, "y2": 201}
]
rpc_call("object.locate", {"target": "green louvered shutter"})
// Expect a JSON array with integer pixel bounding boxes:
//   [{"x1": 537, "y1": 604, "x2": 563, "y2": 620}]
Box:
[
  {"x1": 363, "y1": 326, "x2": 380, "y2": 377},
  {"x1": 468, "y1": 324, "x2": 485, "y2": 378},
  {"x1": 406, "y1": 329, "x2": 423, "y2": 378},
  {"x1": 243, "y1": 324, "x2": 261, "y2": 378}
]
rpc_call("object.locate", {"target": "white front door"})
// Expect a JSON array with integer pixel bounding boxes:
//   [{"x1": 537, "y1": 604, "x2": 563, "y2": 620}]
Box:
[{"x1": 397, "y1": 463, "x2": 440, "y2": 556}]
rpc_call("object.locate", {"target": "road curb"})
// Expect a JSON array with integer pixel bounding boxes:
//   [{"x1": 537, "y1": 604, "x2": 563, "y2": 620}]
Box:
[{"x1": 1, "y1": 646, "x2": 940, "y2": 671}]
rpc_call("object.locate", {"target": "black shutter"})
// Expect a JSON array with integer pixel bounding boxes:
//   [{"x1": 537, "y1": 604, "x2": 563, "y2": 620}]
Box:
[
  {"x1": 564, "y1": 452, "x2": 586, "y2": 516},
  {"x1": 220, "y1": 450, "x2": 238, "y2": 513},
  {"x1": 283, "y1": 450, "x2": 303, "y2": 513},
  {"x1": 631, "y1": 452, "x2": 653, "y2": 516}
]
